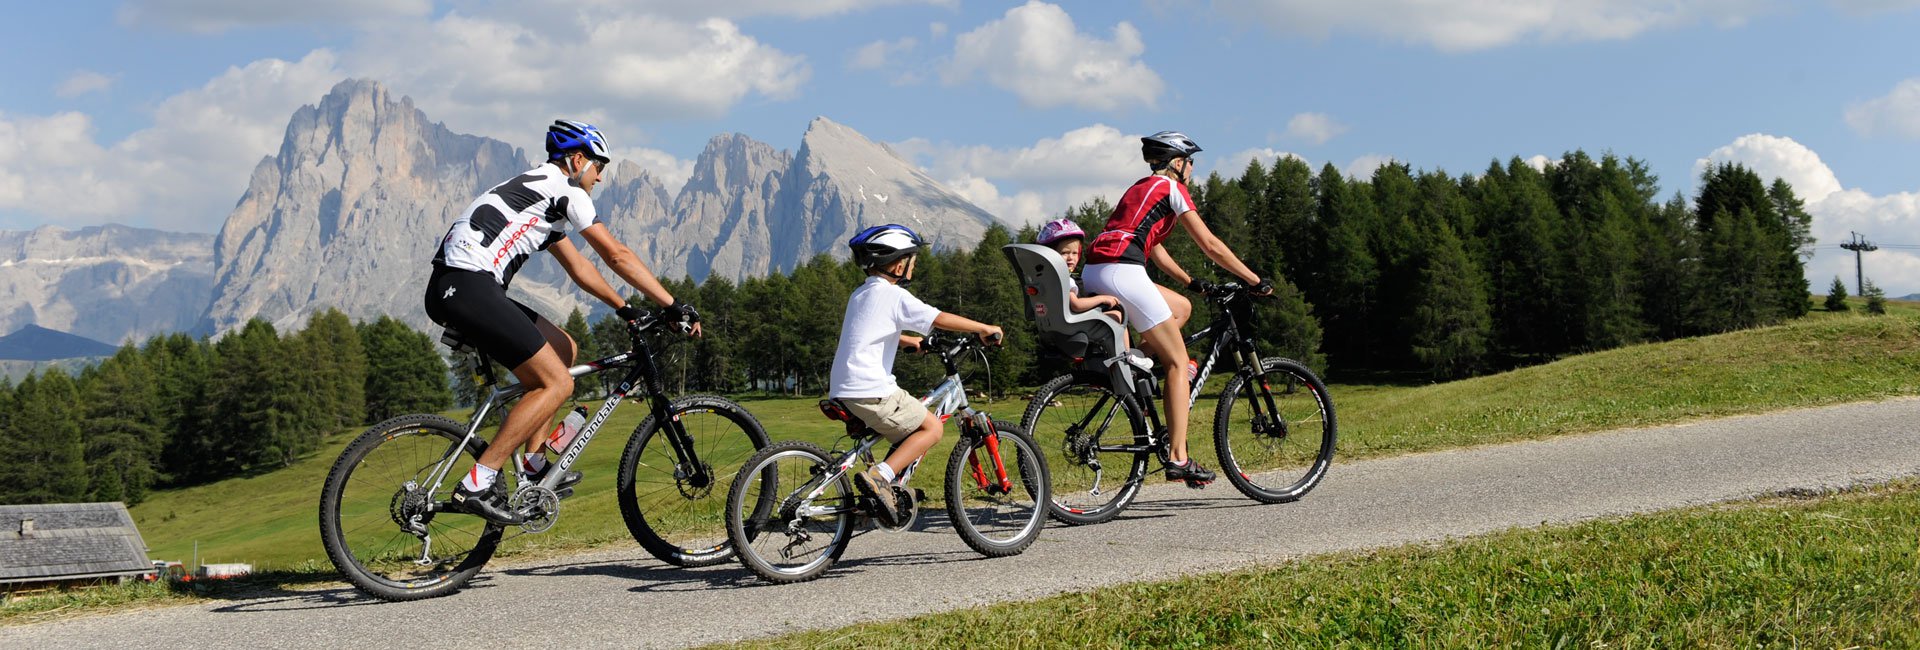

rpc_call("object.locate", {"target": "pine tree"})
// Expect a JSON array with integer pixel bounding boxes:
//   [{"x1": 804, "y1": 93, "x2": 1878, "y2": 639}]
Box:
[
  {"x1": 563, "y1": 307, "x2": 595, "y2": 397},
  {"x1": 1311, "y1": 163, "x2": 1381, "y2": 370},
  {"x1": 5, "y1": 371, "x2": 87, "y2": 504},
  {"x1": 362, "y1": 316, "x2": 454, "y2": 422},
  {"x1": 148, "y1": 333, "x2": 217, "y2": 486},
  {"x1": 1864, "y1": 279, "x2": 1888, "y2": 315},
  {"x1": 1825, "y1": 276, "x2": 1851, "y2": 312},
  {"x1": 298, "y1": 308, "x2": 368, "y2": 429},
  {"x1": 80, "y1": 348, "x2": 165, "y2": 504}
]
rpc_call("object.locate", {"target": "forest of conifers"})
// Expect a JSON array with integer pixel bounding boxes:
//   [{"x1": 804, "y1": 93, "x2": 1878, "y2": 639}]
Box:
[{"x1": 0, "y1": 152, "x2": 1819, "y2": 505}]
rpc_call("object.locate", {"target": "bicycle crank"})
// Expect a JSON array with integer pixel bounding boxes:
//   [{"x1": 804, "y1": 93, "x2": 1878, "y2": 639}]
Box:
[{"x1": 512, "y1": 486, "x2": 561, "y2": 533}]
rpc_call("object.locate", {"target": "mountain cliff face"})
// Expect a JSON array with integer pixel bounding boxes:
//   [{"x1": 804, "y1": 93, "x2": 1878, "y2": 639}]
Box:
[
  {"x1": 200, "y1": 79, "x2": 530, "y2": 335},
  {"x1": 0, "y1": 225, "x2": 212, "y2": 345},
  {"x1": 197, "y1": 79, "x2": 1007, "y2": 335}
]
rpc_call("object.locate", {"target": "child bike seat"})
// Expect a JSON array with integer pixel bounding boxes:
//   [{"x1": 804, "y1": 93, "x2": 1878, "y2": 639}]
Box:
[{"x1": 1001, "y1": 243, "x2": 1127, "y2": 365}]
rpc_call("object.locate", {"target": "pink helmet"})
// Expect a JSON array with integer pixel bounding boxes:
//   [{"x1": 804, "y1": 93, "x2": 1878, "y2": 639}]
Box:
[{"x1": 1036, "y1": 218, "x2": 1086, "y2": 246}]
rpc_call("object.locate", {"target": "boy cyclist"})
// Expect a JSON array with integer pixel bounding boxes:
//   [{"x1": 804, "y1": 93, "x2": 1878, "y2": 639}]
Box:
[{"x1": 830, "y1": 224, "x2": 1003, "y2": 522}]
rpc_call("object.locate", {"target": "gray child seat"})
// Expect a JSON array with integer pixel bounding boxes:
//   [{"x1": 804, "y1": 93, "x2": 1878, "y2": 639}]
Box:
[{"x1": 1001, "y1": 244, "x2": 1129, "y2": 367}]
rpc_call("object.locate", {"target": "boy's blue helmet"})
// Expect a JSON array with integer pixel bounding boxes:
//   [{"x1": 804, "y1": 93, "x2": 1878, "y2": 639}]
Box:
[
  {"x1": 849, "y1": 224, "x2": 928, "y2": 269},
  {"x1": 546, "y1": 120, "x2": 610, "y2": 164}
]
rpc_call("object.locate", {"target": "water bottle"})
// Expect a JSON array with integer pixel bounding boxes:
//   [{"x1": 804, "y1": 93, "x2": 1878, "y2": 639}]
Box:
[
  {"x1": 547, "y1": 406, "x2": 588, "y2": 453},
  {"x1": 1186, "y1": 359, "x2": 1199, "y2": 385}
]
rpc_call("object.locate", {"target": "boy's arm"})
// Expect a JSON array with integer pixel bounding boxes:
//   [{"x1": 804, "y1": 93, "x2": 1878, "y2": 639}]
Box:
[{"x1": 932, "y1": 312, "x2": 1003, "y2": 343}]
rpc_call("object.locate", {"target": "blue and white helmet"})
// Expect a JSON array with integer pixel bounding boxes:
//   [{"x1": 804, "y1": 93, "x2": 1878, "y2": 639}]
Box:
[
  {"x1": 546, "y1": 120, "x2": 610, "y2": 164},
  {"x1": 849, "y1": 224, "x2": 928, "y2": 269}
]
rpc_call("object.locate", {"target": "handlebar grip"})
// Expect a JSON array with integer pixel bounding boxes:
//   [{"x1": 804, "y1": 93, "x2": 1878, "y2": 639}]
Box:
[{"x1": 984, "y1": 331, "x2": 1004, "y2": 345}]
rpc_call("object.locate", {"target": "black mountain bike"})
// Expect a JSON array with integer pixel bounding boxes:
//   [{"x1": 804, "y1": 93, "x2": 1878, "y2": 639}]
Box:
[
  {"x1": 318, "y1": 309, "x2": 767, "y2": 601},
  {"x1": 723, "y1": 332, "x2": 1049, "y2": 584},
  {"x1": 1006, "y1": 245, "x2": 1336, "y2": 526}
]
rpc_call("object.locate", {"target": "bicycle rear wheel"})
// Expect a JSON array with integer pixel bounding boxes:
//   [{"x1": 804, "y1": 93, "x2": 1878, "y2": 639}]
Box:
[
  {"x1": 617, "y1": 396, "x2": 769, "y2": 567},
  {"x1": 946, "y1": 419, "x2": 1049, "y2": 557},
  {"x1": 1213, "y1": 357, "x2": 1337, "y2": 503},
  {"x1": 319, "y1": 414, "x2": 501, "y2": 601},
  {"x1": 1020, "y1": 373, "x2": 1149, "y2": 526},
  {"x1": 725, "y1": 441, "x2": 855, "y2": 584}
]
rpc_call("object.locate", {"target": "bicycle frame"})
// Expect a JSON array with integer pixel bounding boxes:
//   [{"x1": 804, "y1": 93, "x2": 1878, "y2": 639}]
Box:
[
  {"x1": 789, "y1": 337, "x2": 1011, "y2": 519},
  {"x1": 421, "y1": 321, "x2": 709, "y2": 508},
  {"x1": 1074, "y1": 286, "x2": 1286, "y2": 461}
]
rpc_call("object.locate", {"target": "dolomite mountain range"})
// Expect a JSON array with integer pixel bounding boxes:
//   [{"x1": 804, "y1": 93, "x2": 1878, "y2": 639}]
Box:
[{"x1": 0, "y1": 79, "x2": 1006, "y2": 351}]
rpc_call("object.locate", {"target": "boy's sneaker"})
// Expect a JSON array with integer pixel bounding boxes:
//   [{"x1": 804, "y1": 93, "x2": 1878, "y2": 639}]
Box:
[
  {"x1": 1163, "y1": 459, "x2": 1216, "y2": 488},
  {"x1": 450, "y1": 481, "x2": 526, "y2": 525},
  {"x1": 852, "y1": 467, "x2": 902, "y2": 526}
]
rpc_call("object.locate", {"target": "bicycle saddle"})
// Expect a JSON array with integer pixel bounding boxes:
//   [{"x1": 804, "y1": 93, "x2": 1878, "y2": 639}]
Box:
[
  {"x1": 818, "y1": 399, "x2": 870, "y2": 436},
  {"x1": 439, "y1": 328, "x2": 473, "y2": 352}
]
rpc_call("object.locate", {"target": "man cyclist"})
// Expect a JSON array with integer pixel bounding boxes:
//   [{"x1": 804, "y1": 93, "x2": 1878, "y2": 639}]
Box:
[
  {"x1": 425, "y1": 120, "x2": 700, "y2": 524},
  {"x1": 1081, "y1": 131, "x2": 1274, "y2": 487}
]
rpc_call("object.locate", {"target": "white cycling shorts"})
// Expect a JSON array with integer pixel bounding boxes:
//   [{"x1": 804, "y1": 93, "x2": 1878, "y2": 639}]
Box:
[{"x1": 1082, "y1": 263, "x2": 1173, "y2": 333}]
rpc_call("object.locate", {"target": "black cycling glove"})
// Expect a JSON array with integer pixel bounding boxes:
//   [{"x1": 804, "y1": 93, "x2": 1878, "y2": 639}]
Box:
[
  {"x1": 615, "y1": 304, "x2": 647, "y2": 323},
  {"x1": 1186, "y1": 277, "x2": 1214, "y2": 294},
  {"x1": 667, "y1": 300, "x2": 702, "y2": 324},
  {"x1": 1250, "y1": 278, "x2": 1274, "y2": 296}
]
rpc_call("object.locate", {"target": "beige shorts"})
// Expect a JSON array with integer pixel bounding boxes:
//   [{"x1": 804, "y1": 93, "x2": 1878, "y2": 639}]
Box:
[{"x1": 837, "y1": 389, "x2": 930, "y2": 443}]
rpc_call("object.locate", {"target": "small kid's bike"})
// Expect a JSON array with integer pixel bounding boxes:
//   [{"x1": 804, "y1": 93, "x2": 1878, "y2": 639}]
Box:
[
  {"x1": 318, "y1": 309, "x2": 767, "y2": 601},
  {"x1": 1005, "y1": 243, "x2": 1337, "y2": 526},
  {"x1": 723, "y1": 332, "x2": 1049, "y2": 584}
]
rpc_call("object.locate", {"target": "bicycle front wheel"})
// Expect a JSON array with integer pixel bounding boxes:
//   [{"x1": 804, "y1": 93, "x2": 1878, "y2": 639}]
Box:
[
  {"x1": 1214, "y1": 357, "x2": 1337, "y2": 503},
  {"x1": 725, "y1": 441, "x2": 855, "y2": 584},
  {"x1": 319, "y1": 414, "x2": 501, "y2": 601},
  {"x1": 1021, "y1": 373, "x2": 1149, "y2": 526},
  {"x1": 617, "y1": 395, "x2": 769, "y2": 567},
  {"x1": 946, "y1": 419, "x2": 1049, "y2": 557}
]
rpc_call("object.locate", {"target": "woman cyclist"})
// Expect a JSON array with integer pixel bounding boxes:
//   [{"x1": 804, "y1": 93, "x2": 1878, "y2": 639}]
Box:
[
  {"x1": 424, "y1": 120, "x2": 700, "y2": 524},
  {"x1": 1081, "y1": 131, "x2": 1274, "y2": 487}
]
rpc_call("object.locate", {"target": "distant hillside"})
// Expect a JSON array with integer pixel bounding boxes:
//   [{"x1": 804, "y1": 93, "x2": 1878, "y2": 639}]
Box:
[
  {"x1": 0, "y1": 325, "x2": 117, "y2": 361},
  {"x1": 1899, "y1": 293, "x2": 1920, "y2": 302}
]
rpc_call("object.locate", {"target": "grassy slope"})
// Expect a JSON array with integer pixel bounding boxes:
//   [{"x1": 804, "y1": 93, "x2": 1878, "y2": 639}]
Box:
[
  {"x1": 128, "y1": 308, "x2": 1920, "y2": 570},
  {"x1": 724, "y1": 481, "x2": 1920, "y2": 649}
]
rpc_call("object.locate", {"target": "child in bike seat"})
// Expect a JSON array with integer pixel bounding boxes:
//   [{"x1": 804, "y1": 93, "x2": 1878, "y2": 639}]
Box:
[
  {"x1": 1036, "y1": 218, "x2": 1128, "y2": 340},
  {"x1": 832, "y1": 224, "x2": 1003, "y2": 522}
]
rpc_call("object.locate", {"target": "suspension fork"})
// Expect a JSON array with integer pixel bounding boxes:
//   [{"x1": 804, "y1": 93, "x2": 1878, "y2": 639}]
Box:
[
  {"x1": 635, "y1": 348, "x2": 712, "y2": 488},
  {"x1": 965, "y1": 416, "x2": 1013, "y2": 493}
]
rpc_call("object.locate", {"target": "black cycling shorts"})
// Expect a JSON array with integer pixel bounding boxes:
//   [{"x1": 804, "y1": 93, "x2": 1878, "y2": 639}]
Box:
[{"x1": 423, "y1": 265, "x2": 548, "y2": 368}]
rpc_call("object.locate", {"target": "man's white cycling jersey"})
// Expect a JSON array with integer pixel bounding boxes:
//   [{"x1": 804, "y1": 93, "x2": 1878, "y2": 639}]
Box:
[{"x1": 433, "y1": 162, "x2": 598, "y2": 286}]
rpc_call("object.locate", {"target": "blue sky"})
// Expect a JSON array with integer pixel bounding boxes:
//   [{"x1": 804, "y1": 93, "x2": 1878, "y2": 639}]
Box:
[{"x1": 3, "y1": 1, "x2": 1919, "y2": 293}]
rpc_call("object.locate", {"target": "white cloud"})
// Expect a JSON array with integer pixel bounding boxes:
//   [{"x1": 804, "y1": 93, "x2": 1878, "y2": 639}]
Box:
[
  {"x1": 894, "y1": 124, "x2": 1146, "y2": 225},
  {"x1": 1283, "y1": 112, "x2": 1347, "y2": 145},
  {"x1": 117, "y1": 0, "x2": 432, "y2": 33},
  {"x1": 0, "y1": 51, "x2": 344, "y2": 231},
  {"x1": 1208, "y1": 0, "x2": 1775, "y2": 52},
  {"x1": 1344, "y1": 154, "x2": 1397, "y2": 178},
  {"x1": 1828, "y1": 0, "x2": 1920, "y2": 15},
  {"x1": 1699, "y1": 133, "x2": 1920, "y2": 296},
  {"x1": 554, "y1": 0, "x2": 956, "y2": 20},
  {"x1": 55, "y1": 71, "x2": 117, "y2": 98},
  {"x1": 929, "y1": 22, "x2": 949, "y2": 38},
  {"x1": 851, "y1": 37, "x2": 918, "y2": 70},
  {"x1": 944, "y1": 1, "x2": 1164, "y2": 111},
  {"x1": 1524, "y1": 154, "x2": 1554, "y2": 171},
  {"x1": 1692, "y1": 133, "x2": 1842, "y2": 201},
  {"x1": 608, "y1": 146, "x2": 695, "y2": 197},
  {"x1": 1845, "y1": 78, "x2": 1920, "y2": 140},
  {"x1": 1210, "y1": 148, "x2": 1308, "y2": 178}
]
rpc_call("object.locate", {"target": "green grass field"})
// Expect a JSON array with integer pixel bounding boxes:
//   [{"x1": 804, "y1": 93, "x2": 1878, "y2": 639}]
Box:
[
  {"x1": 125, "y1": 307, "x2": 1920, "y2": 571},
  {"x1": 723, "y1": 480, "x2": 1920, "y2": 649}
]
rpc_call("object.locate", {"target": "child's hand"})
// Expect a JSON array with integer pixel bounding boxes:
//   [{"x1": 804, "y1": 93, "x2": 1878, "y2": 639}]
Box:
[
  {"x1": 978, "y1": 325, "x2": 1005, "y2": 346},
  {"x1": 900, "y1": 335, "x2": 925, "y2": 354},
  {"x1": 1102, "y1": 296, "x2": 1122, "y2": 310}
]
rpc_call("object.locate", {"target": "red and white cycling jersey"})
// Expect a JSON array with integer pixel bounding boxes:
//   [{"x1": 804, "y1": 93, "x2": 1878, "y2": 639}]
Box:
[
  {"x1": 433, "y1": 162, "x2": 598, "y2": 287},
  {"x1": 1085, "y1": 174, "x2": 1194, "y2": 266}
]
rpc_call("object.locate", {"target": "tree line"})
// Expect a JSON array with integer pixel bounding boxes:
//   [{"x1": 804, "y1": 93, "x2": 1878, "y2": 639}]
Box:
[
  {"x1": 3, "y1": 151, "x2": 1818, "y2": 505},
  {"x1": 1, "y1": 312, "x2": 451, "y2": 505}
]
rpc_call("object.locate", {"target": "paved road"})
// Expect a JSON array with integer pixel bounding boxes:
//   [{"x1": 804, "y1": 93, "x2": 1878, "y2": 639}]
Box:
[{"x1": 10, "y1": 398, "x2": 1920, "y2": 648}]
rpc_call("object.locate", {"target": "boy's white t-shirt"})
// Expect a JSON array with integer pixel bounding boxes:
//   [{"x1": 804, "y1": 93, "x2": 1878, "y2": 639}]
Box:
[{"x1": 829, "y1": 276, "x2": 942, "y2": 399}]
